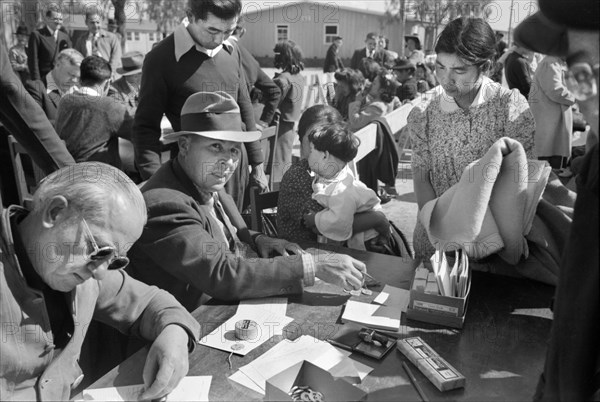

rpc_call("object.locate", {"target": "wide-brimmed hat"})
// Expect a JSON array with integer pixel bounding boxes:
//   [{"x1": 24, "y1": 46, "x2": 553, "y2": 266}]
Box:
[
  {"x1": 116, "y1": 51, "x2": 144, "y2": 76},
  {"x1": 162, "y1": 91, "x2": 261, "y2": 144},
  {"x1": 392, "y1": 58, "x2": 416, "y2": 71},
  {"x1": 15, "y1": 26, "x2": 29, "y2": 36},
  {"x1": 404, "y1": 35, "x2": 421, "y2": 49},
  {"x1": 514, "y1": 0, "x2": 599, "y2": 57}
]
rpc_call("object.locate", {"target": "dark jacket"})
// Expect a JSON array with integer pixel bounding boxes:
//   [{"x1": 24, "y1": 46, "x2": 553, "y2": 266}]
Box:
[
  {"x1": 323, "y1": 43, "x2": 344, "y2": 73},
  {"x1": 350, "y1": 48, "x2": 369, "y2": 70},
  {"x1": 504, "y1": 51, "x2": 532, "y2": 99},
  {"x1": 357, "y1": 117, "x2": 399, "y2": 191},
  {"x1": 25, "y1": 79, "x2": 61, "y2": 125},
  {"x1": 0, "y1": 42, "x2": 74, "y2": 176},
  {"x1": 27, "y1": 26, "x2": 71, "y2": 83},
  {"x1": 397, "y1": 77, "x2": 419, "y2": 102}
]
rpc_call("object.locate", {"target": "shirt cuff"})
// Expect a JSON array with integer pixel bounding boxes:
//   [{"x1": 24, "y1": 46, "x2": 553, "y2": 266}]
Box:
[{"x1": 301, "y1": 252, "x2": 316, "y2": 287}]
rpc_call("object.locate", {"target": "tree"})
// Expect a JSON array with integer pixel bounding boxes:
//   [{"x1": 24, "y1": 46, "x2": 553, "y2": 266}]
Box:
[{"x1": 145, "y1": 0, "x2": 187, "y2": 40}]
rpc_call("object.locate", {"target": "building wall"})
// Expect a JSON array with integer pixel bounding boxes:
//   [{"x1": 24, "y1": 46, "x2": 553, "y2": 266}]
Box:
[{"x1": 241, "y1": 3, "x2": 424, "y2": 61}]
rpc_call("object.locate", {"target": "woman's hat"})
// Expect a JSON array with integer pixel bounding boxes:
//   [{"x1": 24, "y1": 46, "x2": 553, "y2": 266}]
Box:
[
  {"x1": 15, "y1": 26, "x2": 29, "y2": 36},
  {"x1": 116, "y1": 51, "x2": 144, "y2": 76},
  {"x1": 162, "y1": 92, "x2": 261, "y2": 144},
  {"x1": 404, "y1": 35, "x2": 421, "y2": 49},
  {"x1": 392, "y1": 58, "x2": 416, "y2": 72}
]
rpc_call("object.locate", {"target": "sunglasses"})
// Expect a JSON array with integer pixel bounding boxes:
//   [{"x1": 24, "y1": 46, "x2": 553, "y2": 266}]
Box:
[{"x1": 81, "y1": 218, "x2": 130, "y2": 270}]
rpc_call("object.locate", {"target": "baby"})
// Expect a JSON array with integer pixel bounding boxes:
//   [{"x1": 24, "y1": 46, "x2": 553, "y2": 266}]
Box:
[{"x1": 302, "y1": 122, "x2": 383, "y2": 250}]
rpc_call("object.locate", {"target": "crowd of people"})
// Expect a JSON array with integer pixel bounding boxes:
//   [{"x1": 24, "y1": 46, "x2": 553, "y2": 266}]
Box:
[{"x1": 0, "y1": 0, "x2": 598, "y2": 400}]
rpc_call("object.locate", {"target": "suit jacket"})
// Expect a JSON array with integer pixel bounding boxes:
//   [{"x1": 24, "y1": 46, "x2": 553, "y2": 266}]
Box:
[
  {"x1": 27, "y1": 26, "x2": 71, "y2": 83},
  {"x1": 108, "y1": 76, "x2": 139, "y2": 116},
  {"x1": 25, "y1": 79, "x2": 61, "y2": 125},
  {"x1": 74, "y1": 30, "x2": 122, "y2": 72},
  {"x1": 350, "y1": 47, "x2": 369, "y2": 70},
  {"x1": 127, "y1": 158, "x2": 305, "y2": 311},
  {"x1": 357, "y1": 117, "x2": 399, "y2": 191},
  {"x1": 505, "y1": 51, "x2": 532, "y2": 99},
  {"x1": 323, "y1": 43, "x2": 344, "y2": 73},
  {"x1": 231, "y1": 40, "x2": 281, "y2": 124},
  {"x1": 0, "y1": 42, "x2": 74, "y2": 176}
]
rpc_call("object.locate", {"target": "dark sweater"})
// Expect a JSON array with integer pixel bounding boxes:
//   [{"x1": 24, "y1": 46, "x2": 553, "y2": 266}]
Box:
[
  {"x1": 133, "y1": 34, "x2": 261, "y2": 180},
  {"x1": 56, "y1": 91, "x2": 132, "y2": 167}
]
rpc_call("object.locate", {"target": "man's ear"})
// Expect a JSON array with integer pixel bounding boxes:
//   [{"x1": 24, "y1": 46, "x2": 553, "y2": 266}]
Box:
[
  {"x1": 178, "y1": 135, "x2": 190, "y2": 156},
  {"x1": 42, "y1": 196, "x2": 69, "y2": 229}
]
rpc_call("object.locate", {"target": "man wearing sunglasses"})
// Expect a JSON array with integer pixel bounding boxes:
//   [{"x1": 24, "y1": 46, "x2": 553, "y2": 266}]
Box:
[
  {"x1": 0, "y1": 162, "x2": 200, "y2": 401},
  {"x1": 514, "y1": 0, "x2": 599, "y2": 400}
]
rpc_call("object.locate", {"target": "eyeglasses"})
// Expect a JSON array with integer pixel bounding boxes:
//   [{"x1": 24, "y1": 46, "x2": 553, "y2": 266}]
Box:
[
  {"x1": 565, "y1": 62, "x2": 599, "y2": 102},
  {"x1": 81, "y1": 218, "x2": 129, "y2": 270}
]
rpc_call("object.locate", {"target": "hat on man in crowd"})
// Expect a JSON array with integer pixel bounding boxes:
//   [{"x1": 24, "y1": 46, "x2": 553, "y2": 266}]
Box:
[
  {"x1": 392, "y1": 58, "x2": 416, "y2": 72},
  {"x1": 15, "y1": 26, "x2": 29, "y2": 37},
  {"x1": 514, "y1": 0, "x2": 599, "y2": 57},
  {"x1": 366, "y1": 32, "x2": 378, "y2": 41},
  {"x1": 162, "y1": 91, "x2": 261, "y2": 144},
  {"x1": 404, "y1": 35, "x2": 422, "y2": 50},
  {"x1": 117, "y1": 51, "x2": 144, "y2": 76}
]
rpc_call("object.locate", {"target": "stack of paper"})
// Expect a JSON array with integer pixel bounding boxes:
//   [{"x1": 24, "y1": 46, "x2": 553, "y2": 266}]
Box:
[
  {"x1": 199, "y1": 298, "x2": 293, "y2": 355},
  {"x1": 430, "y1": 250, "x2": 470, "y2": 297},
  {"x1": 340, "y1": 285, "x2": 409, "y2": 331},
  {"x1": 82, "y1": 376, "x2": 212, "y2": 401},
  {"x1": 229, "y1": 335, "x2": 373, "y2": 395}
]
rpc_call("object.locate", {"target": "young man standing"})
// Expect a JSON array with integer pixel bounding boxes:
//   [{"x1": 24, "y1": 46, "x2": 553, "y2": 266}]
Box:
[
  {"x1": 324, "y1": 36, "x2": 344, "y2": 73},
  {"x1": 74, "y1": 10, "x2": 122, "y2": 74},
  {"x1": 350, "y1": 32, "x2": 377, "y2": 70}
]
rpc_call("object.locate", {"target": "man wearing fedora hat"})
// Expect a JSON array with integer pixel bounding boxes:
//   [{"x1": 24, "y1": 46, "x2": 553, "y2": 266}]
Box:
[
  {"x1": 392, "y1": 58, "x2": 418, "y2": 103},
  {"x1": 109, "y1": 50, "x2": 144, "y2": 112},
  {"x1": 9, "y1": 25, "x2": 30, "y2": 82},
  {"x1": 128, "y1": 91, "x2": 368, "y2": 311},
  {"x1": 513, "y1": 0, "x2": 599, "y2": 400},
  {"x1": 405, "y1": 34, "x2": 424, "y2": 65}
]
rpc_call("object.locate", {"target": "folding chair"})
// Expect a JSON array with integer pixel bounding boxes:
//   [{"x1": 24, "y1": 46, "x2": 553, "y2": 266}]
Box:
[
  {"x1": 259, "y1": 124, "x2": 279, "y2": 190},
  {"x1": 249, "y1": 186, "x2": 279, "y2": 234},
  {"x1": 7, "y1": 135, "x2": 46, "y2": 209}
]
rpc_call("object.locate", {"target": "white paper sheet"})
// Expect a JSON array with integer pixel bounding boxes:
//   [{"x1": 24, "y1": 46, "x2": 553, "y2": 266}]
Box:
[
  {"x1": 374, "y1": 285, "x2": 410, "y2": 313},
  {"x1": 199, "y1": 311, "x2": 293, "y2": 355},
  {"x1": 236, "y1": 297, "x2": 288, "y2": 317},
  {"x1": 82, "y1": 376, "x2": 211, "y2": 401},
  {"x1": 341, "y1": 300, "x2": 401, "y2": 331},
  {"x1": 230, "y1": 335, "x2": 372, "y2": 395}
]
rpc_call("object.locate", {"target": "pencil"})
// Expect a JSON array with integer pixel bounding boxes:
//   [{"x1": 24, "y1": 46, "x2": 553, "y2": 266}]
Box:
[{"x1": 402, "y1": 361, "x2": 429, "y2": 402}]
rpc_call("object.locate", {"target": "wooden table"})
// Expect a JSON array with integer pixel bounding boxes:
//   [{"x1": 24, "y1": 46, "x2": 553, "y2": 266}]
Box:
[{"x1": 82, "y1": 246, "x2": 554, "y2": 401}]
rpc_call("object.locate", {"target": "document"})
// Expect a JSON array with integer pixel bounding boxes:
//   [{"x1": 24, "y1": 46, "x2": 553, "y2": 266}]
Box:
[
  {"x1": 82, "y1": 376, "x2": 211, "y2": 401},
  {"x1": 341, "y1": 285, "x2": 408, "y2": 331}
]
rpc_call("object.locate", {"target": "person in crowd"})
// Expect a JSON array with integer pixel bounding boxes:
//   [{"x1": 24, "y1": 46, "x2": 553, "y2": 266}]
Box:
[
  {"x1": 9, "y1": 25, "x2": 30, "y2": 82},
  {"x1": 107, "y1": 18, "x2": 118, "y2": 33},
  {"x1": 0, "y1": 162, "x2": 199, "y2": 401},
  {"x1": 348, "y1": 68, "x2": 400, "y2": 132},
  {"x1": 74, "y1": 9, "x2": 122, "y2": 74},
  {"x1": 415, "y1": 61, "x2": 437, "y2": 92},
  {"x1": 409, "y1": 17, "x2": 535, "y2": 262},
  {"x1": 56, "y1": 56, "x2": 132, "y2": 168},
  {"x1": 392, "y1": 58, "x2": 418, "y2": 103},
  {"x1": 504, "y1": 43, "x2": 534, "y2": 99},
  {"x1": 27, "y1": 4, "x2": 72, "y2": 85},
  {"x1": 323, "y1": 36, "x2": 344, "y2": 73},
  {"x1": 229, "y1": 20, "x2": 281, "y2": 128},
  {"x1": 25, "y1": 48, "x2": 83, "y2": 125},
  {"x1": 332, "y1": 68, "x2": 365, "y2": 120},
  {"x1": 529, "y1": 55, "x2": 576, "y2": 171},
  {"x1": 358, "y1": 57, "x2": 383, "y2": 82},
  {"x1": 491, "y1": 31, "x2": 508, "y2": 83},
  {"x1": 373, "y1": 35, "x2": 394, "y2": 68},
  {"x1": 405, "y1": 34, "x2": 425, "y2": 65},
  {"x1": 127, "y1": 92, "x2": 368, "y2": 311},
  {"x1": 277, "y1": 105, "x2": 391, "y2": 246},
  {"x1": 350, "y1": 32, "x2": 378, "y2": 70},
  {"x1": 0, "y1": 42, "x2": 74, "y2": 177},
  {"x1": 515, "y1": 1, "x2": 599, "y2": 397},
  {"x1": 109, "y1": 50, "x2": 144, "y2": 115},
  {"x1": 271, "y1": 39, "x2": 306, "y2": 183},
  {"x1": 133, "y1": 0, "x2": 267, "y2": 211},
  {"x1": 302, "y1": 122, "x2": 384, "y2": 251}
]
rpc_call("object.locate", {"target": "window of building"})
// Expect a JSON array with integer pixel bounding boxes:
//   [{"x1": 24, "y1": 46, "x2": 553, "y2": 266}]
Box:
[
  {"x1": 148, "y1": 32, "x2": 154, "y2": 41},
  {"x1": 276, "y1": 25, "x2": 289, "y2": 42},
  {"x1": 134, "y1": 32, "x2": 140, "y2": 41},
  {"x1": 126, "y1": 31, "x2": 132, "y2": 41},
  {"x1": 324, "y1": 24, "x2": 339, "y2": 45}
]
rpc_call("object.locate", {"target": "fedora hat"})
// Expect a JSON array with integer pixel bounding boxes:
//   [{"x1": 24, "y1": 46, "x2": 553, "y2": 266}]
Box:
[
  {"x1": 392, "y1": 58, "x2": 415, "y2": 71},
  {"x1": 514, "y1": 0, "x2": 598, "y2": 57},
  {"x1": 15, "y1": 26, "x2": 29, "y2": 36},
  {"x1": 404, "y1": 35, "x2": 421, "y2": 49},
  {"x1": 162, "y1": 91, "x2": 261, "y2": 144},
  {"x1": 117, "y1": 51, "x2": 144, "y2": 76}
]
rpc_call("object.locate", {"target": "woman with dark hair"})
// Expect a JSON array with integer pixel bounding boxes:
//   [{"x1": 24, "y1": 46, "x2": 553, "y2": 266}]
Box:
[
  {"x1": 348, "y1": 68, "x2": 400, "y2": 132},
  {"x1": 359, "y1": 57, "x2": 383, "y2": 82},
  {"x1": 271, "y1": 39, "x2": 306, "y2": 183},
  {"x1": 409, "y1": 17, "x2": 536, "y2": 262},
  {"x1": 332, "y1": 68, "x2": 365, "y2": 119}
]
